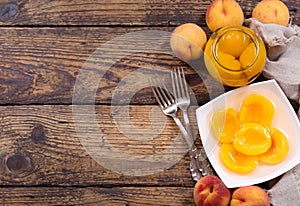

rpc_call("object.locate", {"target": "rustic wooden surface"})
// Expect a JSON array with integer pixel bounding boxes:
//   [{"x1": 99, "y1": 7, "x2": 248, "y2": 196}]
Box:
[
  {"x1": 0, "y1": 0, "x2": 298, "y2": 26},
  {"x1": 0, "y1": 0, "x2": 299, "y2": 205}
]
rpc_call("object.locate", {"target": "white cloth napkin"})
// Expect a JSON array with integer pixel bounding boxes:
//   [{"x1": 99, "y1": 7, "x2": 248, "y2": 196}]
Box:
[{"x1": 246, "y1": 18, "x2": 300, "y2": 205}]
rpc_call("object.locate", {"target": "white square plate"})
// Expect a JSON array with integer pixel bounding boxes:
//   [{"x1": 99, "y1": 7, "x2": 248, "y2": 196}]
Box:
[{"x1": 196, "y1": 80, "x2": 300, "y2": 188}]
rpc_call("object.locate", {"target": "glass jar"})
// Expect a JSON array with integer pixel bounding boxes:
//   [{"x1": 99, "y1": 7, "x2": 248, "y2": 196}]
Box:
[{"x1": 204, "y1": 26, "x2": 266, "y2": 87}]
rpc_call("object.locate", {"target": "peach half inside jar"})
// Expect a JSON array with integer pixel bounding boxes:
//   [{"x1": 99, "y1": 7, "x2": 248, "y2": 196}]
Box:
[{"x1": 204, "y1": 26, "x2": 267, "y2": 87}]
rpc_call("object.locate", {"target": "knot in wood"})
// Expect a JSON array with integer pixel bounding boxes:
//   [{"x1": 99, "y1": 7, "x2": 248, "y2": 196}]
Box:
[
  {"x1": 30, "y1": 124, "x2": 46, "y2": 143},
  {"x1": 0, "y1": 3, "x2": 19, "y2": 20},
  {"x1": 5, "y1": 153, "x2": 32, "y2": 174}
]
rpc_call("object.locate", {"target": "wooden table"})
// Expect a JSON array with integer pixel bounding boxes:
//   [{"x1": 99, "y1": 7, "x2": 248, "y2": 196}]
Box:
[{"x1": 0, "y1": 0, "x2": 299, "y2": 205}]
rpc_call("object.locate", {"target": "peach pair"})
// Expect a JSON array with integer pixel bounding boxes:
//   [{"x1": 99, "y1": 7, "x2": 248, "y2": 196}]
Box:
[
  {"x1": 193, "y1": 175, "x2": 270, "y2": 206},
  {"x1": 206, "y1": 0, "x2": 290, "y2": 32}
]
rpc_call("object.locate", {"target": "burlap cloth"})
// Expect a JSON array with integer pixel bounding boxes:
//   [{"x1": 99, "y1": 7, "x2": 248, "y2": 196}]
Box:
[{"x1": 246, "y1": 18, "x2": 300, "y2": 205}]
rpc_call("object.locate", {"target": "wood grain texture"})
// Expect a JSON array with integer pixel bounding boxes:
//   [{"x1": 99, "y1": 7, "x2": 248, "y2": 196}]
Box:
[
  {"x1": 0, "y1": 186, "x2": 194, "y2": 205},
  {"x1": 1, "y1": 0, "x2": 299, "y2": 204},
  {"x1": 0, "y1": 27, "x2": 223, "y2": 105},
  {"x1": 0, "y1": 0, "x2": 298, "y2": 26},
  {"x1": 0, "y1": 105, "x2": 202, "y2": 186}
]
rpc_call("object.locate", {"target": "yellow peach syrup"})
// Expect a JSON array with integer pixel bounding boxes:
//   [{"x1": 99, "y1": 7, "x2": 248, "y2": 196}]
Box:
[{"x1": 204, "y1": 26, "x2": 266, "y2": 87}]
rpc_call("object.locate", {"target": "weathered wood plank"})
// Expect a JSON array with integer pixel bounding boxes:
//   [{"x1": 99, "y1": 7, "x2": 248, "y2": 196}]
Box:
[
  {"x1": 0, "y1": 105, "x2": 202, "y2": 186},
  {"x1": 0, "y1": 27, "x2": 222, "y2": 105},
  {"x1": 0, "y1": 0, "x2": 298, "y2": 26},
  {"x1": 0, "y1": 186, "x2": 194, "y2": 205}
]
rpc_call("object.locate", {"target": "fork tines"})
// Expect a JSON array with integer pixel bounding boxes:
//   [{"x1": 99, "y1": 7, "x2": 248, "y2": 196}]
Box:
[
  {"x1": 149, "y1": 78, "x2": 175, "y2": 108},
  {"x1": 171, "y1": 67, "x2": 189, "y2": 101}
]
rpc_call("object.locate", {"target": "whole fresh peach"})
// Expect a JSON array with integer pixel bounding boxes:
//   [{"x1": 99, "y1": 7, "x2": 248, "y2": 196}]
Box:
[
  {"x1": 170, "y1": 23, "x2": 207, "y2": 62},
  {"x1": 206, "y1": 0, "x2": 244, "y2": 32},
  {"x1": 252, "y1": 0, "x2": 290, "y2": 26},
  {"x1": 194, "y1": 175, "x2": 231, "y2": 206},
  {"x1": 230, "y1": 186, "x2": 270, "y2": 206}
]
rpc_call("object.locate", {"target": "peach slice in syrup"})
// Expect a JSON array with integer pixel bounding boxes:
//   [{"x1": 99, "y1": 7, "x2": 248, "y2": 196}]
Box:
[
  {"x1": 239, "y1": 94, "x2": 275, "y2": 127},
  {"x1": 211, "y1": 107, "x2": 240, "y2": 143},
  {"x1": 220, "y1": 143, "x2": 258, "y2": 174},
  {"x1": 259, "y1": 128, "x2": 289, "y2": 164},
  {"x1": 233, "y1": 123, "x2": 272, "y2": 156},
  {"x1": 218, "y1": 30, "x2": 250, "y2": 58}
]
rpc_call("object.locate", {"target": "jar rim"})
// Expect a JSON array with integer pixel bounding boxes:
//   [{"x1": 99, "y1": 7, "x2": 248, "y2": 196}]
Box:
[{"x1": 211, "y1": 26, "x2": 260, "y2": 72}]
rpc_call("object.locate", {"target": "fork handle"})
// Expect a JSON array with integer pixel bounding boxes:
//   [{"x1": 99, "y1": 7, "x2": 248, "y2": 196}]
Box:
[
  {"x1": 171, "y1": 115, "x2": 193, "y2": 149},
  {"x1": 181, "y1": 110, "x2": 214, "y2": 178},
  {"x1": 182, "y1": 111, "x2": 194, "y2": 140},
  {"x1": 189, "y1": 145, "x2": 214, "y2": 180},
  {"x1": 171, "y1": 115, "x2": 214, "y2": 180}
]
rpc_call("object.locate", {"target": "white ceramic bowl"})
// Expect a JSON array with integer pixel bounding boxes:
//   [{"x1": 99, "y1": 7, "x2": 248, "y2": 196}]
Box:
[{"x1": 196, "y1": 80, "x2": 300, "y2": 188}]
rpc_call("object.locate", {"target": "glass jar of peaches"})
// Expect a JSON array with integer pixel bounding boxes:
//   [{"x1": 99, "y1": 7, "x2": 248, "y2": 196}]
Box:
[{"x1": 204, "y1": 26, "x2": 266, "y2": 87}]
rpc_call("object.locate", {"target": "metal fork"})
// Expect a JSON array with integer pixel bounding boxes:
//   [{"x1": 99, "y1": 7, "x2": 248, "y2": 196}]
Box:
[
  {"x1": 171, "y1": 68, "x2": 214, "y2": 180},
  {"x1": 150, "y1": 75, "x2": 213, "y2": 181},
  {"x1": 150, "y1": 78, "x2": 192, "y2": 148},
  {"x1": 171, "y1": 68, "x2": 193, "y2": 142}
]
